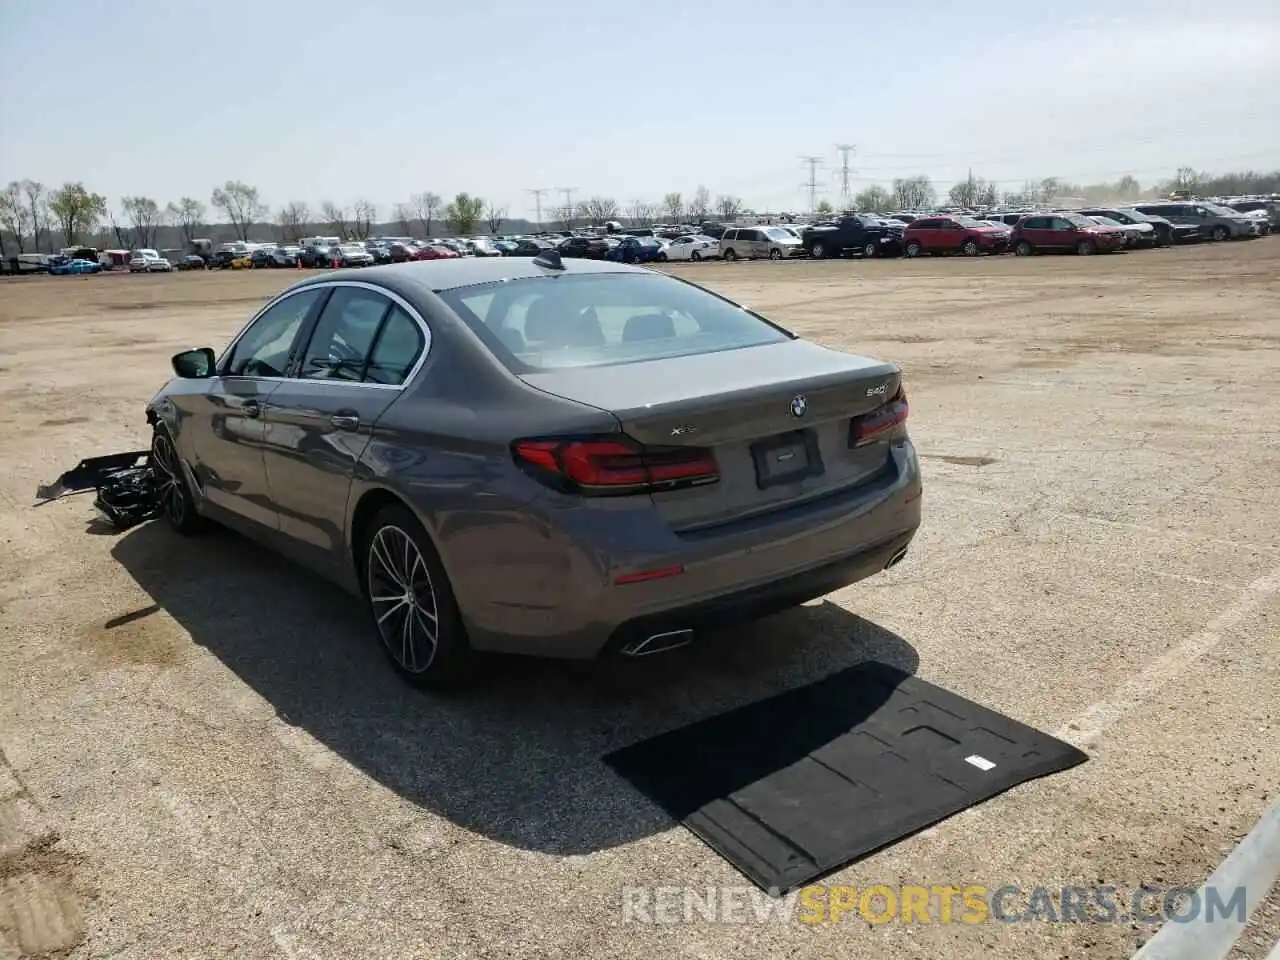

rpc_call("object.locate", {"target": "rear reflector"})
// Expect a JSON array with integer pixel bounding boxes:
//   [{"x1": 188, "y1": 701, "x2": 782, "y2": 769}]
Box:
[
  {"x1": 614, "y1": 564, "x2": 685, "y2": 585},
  {"x1": 850, "y1": 387, "x2": 909, "y2": 447},
  {"x1": 513, "y1": 436, "x2": 719, "y2": 495}
]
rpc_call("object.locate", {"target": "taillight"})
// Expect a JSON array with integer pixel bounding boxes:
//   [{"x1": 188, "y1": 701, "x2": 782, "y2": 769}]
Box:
[
  {"x1": 512, "y1": 436, "x2": 719, "y2": 495},
  {"x1": 850, "y1": 387, "x2": 909, "y2": 447}
]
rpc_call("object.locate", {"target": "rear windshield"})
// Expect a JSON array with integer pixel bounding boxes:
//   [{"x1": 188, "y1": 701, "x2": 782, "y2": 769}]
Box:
[{"x1": 438, "y1": 272, "x2": 792, "y2": 372}]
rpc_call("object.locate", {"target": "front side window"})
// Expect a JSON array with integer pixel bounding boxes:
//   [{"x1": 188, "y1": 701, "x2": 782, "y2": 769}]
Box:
[
  {"x1": 224, "y1": 289, "x2": 325, "y2": 377},
  {"x1": 439, "y1": 273, "x2": 792, "y2": 372}
]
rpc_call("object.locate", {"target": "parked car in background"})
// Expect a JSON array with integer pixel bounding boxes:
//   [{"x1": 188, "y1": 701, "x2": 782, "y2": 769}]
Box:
[
  {"x1": 176, "y1": 255, "x2": 207, "y2": 271},
  {"x1": 665, "y1": 235, "x2": 720, "y2": 261},
  {"x1": 902, "y1": 215, "x2": 1010, "y2": 257},
  {"x1": 1083, "y1": 216, "x2": 1136, "y2": 248},
  {"x1": 1010, "y1": 214, "x2": 1124, "y2": 255},
  {"x1": 129, "y1": 249, "x2": 173, "y2": 273},
  {"x1": 252, "y1": 247, "x2": 300, "y2": 268},
  {"x1": 413, "y1": 244, "x2": 461, "y2": 261},
  {"x1": 718, "y1": 226, "x2": 804, "y2": 260},
  {"x1": 1222, "y1": 199, "x2": 1275, "y2": 234},
  {"x1": 48, "y1": 257, "x2": 103, "y2": 276},
  {"x1": 558, "y1": 236, "x2": 616, "y2": 259},
  {"x1": 230, "y1": 253, "x2": 255, "y2": 270},
  {"x1": 1129, "y1": 201, "x2": 1258, "y2": 241},
  {"x1": 802, "y1": 214, "x2": 905, "y2": 259},
  {"x1": 331, "y1": 244, "x2": 375, "y2": 268},
  {"x1": 607, "y1": 236, "x2": 668, "y2": 264},
  {"x1": 1078, "y1": 207, "x2": 1185, "y2": 246},
  {"x1": 511, "y1": 238, "x2": 556, "y2": 257}
]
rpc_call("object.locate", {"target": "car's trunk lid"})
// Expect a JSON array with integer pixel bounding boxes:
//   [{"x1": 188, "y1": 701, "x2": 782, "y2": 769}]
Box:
[{"x1": 519, "y1": 340, "x2": 903, "y2": 531}]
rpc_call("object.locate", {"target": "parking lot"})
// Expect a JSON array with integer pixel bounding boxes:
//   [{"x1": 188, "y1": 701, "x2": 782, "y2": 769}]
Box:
[{"x1": 1, "y1": 240, "x2": 1278, "y2": 959}]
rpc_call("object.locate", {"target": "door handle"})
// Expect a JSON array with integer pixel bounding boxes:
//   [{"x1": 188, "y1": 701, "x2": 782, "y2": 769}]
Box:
[
  {"x1": 242, "y1": 401, "x2": 261, "y2": 418},
  {"x1": 330, "y1": 413, "x2": 360, "y2": 430}
]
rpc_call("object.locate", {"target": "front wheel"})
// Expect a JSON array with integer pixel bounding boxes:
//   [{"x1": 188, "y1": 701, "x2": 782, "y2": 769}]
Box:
[
  {"x1": 1211, "y1": 225, "x2": 1229, "y2": 242},
  {"x1": 654, "y1": 252, "x2": 667, "y2": 262},
  {"x1": 769, "y1": 248, "x2": 783, "y2": 260},
  {"x1": 150, "y1": 426, "x2": 205, "y2": 535},
  {"x1": 721, "y1": 248, "x2": 737, "y2": 261},
  {"x1": 361, "y1": 504, "x2": 473, "y2": 689},
  {"x1": 962, "y1": 239, "x2": 980, "y2": 257},
  {"x1": 1076, "y1": 239, "x2": 1095, "y2": 256},
  {"x1": 1014, "y1": 240, "x2": 1033, "y2": 256}
]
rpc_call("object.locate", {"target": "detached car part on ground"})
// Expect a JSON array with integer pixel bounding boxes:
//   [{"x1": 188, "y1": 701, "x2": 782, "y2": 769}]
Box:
[{"x1": 37, "y1": 253, "x2": 921, "y2": 689}]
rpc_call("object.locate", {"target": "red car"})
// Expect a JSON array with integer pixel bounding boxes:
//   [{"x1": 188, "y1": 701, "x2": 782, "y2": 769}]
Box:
[
  {"x1": 413, "y1": 243, "x2": 461, "y2": 261},
  {"x1": 903, "y1": 215, "x2": 1009, "y2": 257},
  {"x1": 1010, "y1": 213, "x2": 1124, "y2": 256}
]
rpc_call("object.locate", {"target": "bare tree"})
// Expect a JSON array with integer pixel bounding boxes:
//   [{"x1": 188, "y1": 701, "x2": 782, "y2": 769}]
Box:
[
  {"x1": 714, "y1": 195, "x2": 743, "y2": 221},
  {"x1": 484, "y1": 201, "x2": 507, "y2": 234},
  {"x1": 393, "y1": 202, "x2": 414, "y2": 237},
  {"x1": 814, "y1": 200, "x2": 834, "y2": 216},
  {"x1": 948, "y1": 170, "x2": 997, "y2": 209},
  {"x1": 891, "y1": 176, "x2": 936, "y2": 211},
  {"x1": 120, "y1": 196, "x2": 162, "y2": 248},
  {"x1": 321, "y1": 201, "x2": 351, "y2": 240},
  {"x1": 410, "y1": 191, "x2": 441, "y2": 238},
  {"x1": 211, "y1": 181, "x2": 266, "y2": 241},
  {"x1": 1172, "y1": 167, "x2": 1201, "y2": 195},
  {"x1": 48, "y1": 183, "x2": 107, "y2": 246},
  {"x1": 276, "y1": 201, "x2": 311, "y2": 242},
  {"x1": 627, "y1": 199, "x2": 656, "y2": 225},
  {"x1": 662, "y1": 192, "x2": 684, "y2": 223},
  {"x1": 688, "y1": 186, "x2": 710, "y2": 221},
  {"x1": 23, "y1": 181, "x2": 47, "y2": 252},
  {"x1": 165, "y1": 197, "x2": 205, "y2": 246},
  {"x1": 577, "y1": 196, "x2": 618, "y2": 226},
  {"x1": 853, "y1": 185, "x2": 892, "y2": 213},
  {"x1": 351, "y1": 199, "x2": 377, "y2": 239},
  {"x1": 0, "y1": 181, "x2": 33, "y2": 252}
]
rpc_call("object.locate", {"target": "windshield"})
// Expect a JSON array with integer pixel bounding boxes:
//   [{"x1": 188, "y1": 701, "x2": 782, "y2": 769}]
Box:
[
  {"x1": 1203, "y1": 202, "x2": 1240, "y2": 217},
  {"x1": 438, "y1": 273, "x2": 792, "y2": 372},
  {"x1": 1065, "y1": 215, "x2": 1096, "y2": 228},
  {"x1": 763, "y1": 228, "x2": 794, "y2": 240},
  {"x1": 339, "y1": 244, "x2": 364, "y2": 253},
  {"x1": 954, "y1": 217, "x2": 986, "y2": 228}
]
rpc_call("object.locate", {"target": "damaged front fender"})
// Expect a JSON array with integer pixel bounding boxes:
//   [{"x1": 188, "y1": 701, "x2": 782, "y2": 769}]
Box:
[{"x1": 35, "y1": 450, "x2": 162, "y2": 530}]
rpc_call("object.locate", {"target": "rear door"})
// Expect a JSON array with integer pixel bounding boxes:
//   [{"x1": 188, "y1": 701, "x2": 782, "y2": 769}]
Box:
[{"x1": 259, "y1": 284, "x2": 430, "y2": 569}]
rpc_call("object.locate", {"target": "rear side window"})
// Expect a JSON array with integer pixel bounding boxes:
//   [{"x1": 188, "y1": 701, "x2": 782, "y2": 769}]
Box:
[
  {"x1": 299, "y1": 287, "x2": 390, "y2": 381},
  {"x1": 439, "y1": 273, "x2": 792, "y2": 372},
  {"x1": 365, "y1": 306, "x2": 426, "y2": 385}
]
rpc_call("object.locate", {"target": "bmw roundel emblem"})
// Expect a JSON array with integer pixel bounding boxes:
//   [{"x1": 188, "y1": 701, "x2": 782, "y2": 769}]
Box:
[{"x1": 790, "y1": 394, "x2": 808, "y2": 417}]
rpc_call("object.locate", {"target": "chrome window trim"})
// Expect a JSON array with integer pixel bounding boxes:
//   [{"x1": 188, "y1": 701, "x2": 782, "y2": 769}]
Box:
[{"x1": 216, "y1": 279, "x2": 434, "y2": 391}]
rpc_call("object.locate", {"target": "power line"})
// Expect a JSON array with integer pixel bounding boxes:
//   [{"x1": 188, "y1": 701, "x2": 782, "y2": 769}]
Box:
[
  {"x1": 525, "y1": 188, "x2": 549, "y2": 229},
  {"x1": 800, "y1": 157, "x2": 823, "y2": 213},
  {"x1": 835, "y1": 144, "x2": 856, "y2": 208},
  {"x1": 556, "y1": 187, "x2": 577, "y2": 227}
]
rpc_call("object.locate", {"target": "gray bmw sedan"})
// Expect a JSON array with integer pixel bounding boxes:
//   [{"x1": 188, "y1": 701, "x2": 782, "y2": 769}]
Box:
[{"x1": 143, "y1": 251, "x2": 921, "y2": 686}]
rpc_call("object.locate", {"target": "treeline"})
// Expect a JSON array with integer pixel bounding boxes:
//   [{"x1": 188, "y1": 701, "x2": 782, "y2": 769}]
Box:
[{"x1": 1, "y1": 169, "x2": 1275, "y2": 255}]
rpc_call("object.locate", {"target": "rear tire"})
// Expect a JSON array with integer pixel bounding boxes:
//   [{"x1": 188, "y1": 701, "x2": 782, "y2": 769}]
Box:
[
  {"x1": 905, "y1": 240, "x2": 922, "y2": 258},
  {"x1": 690, "y1": 251, "x2": 702, "y2": 262},
  {"x1": 360, "y1": 503, "x2": 473, "y2": 689},
  {"x1": 809, "y1": 241, "x2": 826, "y2": 259},
  {"x1": 150, "y1": 425, "x2": 206, "y2": 536},
  {"x1": 862, "y1": 241, "x2": 877, "y2": 258}
]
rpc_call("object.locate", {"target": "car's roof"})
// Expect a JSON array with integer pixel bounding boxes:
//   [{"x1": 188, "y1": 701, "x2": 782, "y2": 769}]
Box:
[{"x1": 286, "y1": 254, "x2": 649, "y2": 298}]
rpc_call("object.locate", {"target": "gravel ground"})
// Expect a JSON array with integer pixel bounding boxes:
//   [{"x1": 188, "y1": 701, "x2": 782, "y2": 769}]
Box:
[{"x1": 1, "y1": 240, "x2": 1277, "y2": 959}]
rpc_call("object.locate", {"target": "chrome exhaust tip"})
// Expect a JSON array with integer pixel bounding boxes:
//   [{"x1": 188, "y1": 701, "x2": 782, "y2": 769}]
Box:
[
  {"x1": 884, "y1": 546, "x2": 909, "y2": 570},
  {"x1": 620, "y1": 629, "x2": 694, "y2": 657}
]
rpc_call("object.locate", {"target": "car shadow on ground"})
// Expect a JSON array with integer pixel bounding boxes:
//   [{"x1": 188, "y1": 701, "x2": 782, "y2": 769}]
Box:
[{"x1": 109, "y1": 519, "x2": 919, "y2": 856}]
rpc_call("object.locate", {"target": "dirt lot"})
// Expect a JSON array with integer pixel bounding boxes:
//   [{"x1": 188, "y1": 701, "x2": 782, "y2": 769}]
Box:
[{"x1": 1, "y1": 242, "x2": 1278, "y2": 959}]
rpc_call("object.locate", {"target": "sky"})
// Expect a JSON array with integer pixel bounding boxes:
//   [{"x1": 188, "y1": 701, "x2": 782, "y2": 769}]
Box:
[{"x1": 2, "y1": 0, "x2": 1277, "y2": 221}]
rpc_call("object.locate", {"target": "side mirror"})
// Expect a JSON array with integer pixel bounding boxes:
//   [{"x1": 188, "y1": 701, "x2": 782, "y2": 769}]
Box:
[{"x1": 172, "y1": 347, "x2": 216, "y2": 378}]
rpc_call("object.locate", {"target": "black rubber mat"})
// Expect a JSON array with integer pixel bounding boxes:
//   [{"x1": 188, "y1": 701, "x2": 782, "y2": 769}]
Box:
[{"x1": 604, "y1": 661, "x2": 1088, "y2": 893}]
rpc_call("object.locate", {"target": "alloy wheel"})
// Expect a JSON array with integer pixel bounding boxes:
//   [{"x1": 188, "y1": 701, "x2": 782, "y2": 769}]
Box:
[
  {"x1": 367, "y1": 525, "x2": 439, "y2": 673},
  {"x1": 150, "y1": 430, "x2": 187, "y2": 527}
]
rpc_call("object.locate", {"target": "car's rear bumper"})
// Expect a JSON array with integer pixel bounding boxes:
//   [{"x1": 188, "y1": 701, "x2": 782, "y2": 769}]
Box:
[{"x1": 463, "y1": 440, "x2": 922, "y2": 659}]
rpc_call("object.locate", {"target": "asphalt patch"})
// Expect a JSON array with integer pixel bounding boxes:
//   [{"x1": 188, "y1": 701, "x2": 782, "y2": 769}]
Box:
[{"x1": 604, "y1": 661, "x2": 1088, "y2": 893}]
